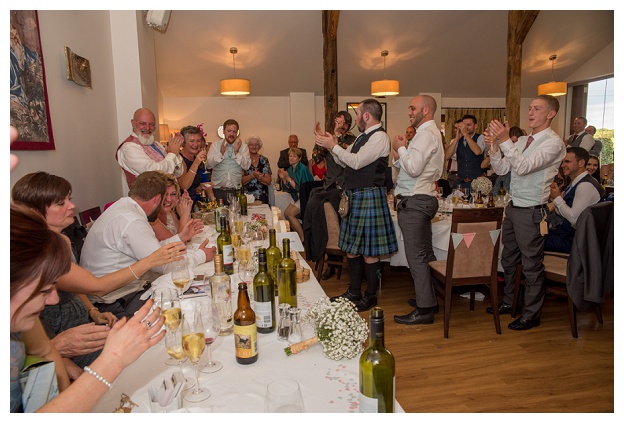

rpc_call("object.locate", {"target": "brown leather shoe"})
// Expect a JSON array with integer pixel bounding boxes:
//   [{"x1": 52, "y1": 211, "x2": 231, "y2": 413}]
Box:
[{"x1": 321, "y1": 266, "x2": 336, "y2": 280}]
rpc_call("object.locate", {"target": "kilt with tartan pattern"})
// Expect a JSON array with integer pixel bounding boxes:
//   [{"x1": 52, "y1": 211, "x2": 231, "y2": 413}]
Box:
[{"x1": 339, "y1": 186, "x2": 398, "y2": 257}]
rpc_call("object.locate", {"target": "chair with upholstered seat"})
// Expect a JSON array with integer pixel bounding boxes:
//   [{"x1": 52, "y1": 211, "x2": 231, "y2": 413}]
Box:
[
  {"x1": 512, "y1": 201, "x2": 613, "y2": 338},
  {"x1": 79, "y1": 206, "x2": 102, "y2": 228},
  {"x1": 429, "y1": 207, "x2": 504, "y2": 338},
  {"x1": 315, "y1": 202, "x2": 346, "y2": 281}
]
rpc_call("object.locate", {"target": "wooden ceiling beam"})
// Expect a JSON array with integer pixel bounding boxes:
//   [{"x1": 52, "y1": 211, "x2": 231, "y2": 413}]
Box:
[
  {"x1": 322, "y1": 10, "x2": 340, "y2": 132},
  {"x1": 506, "y1": 10, "x2": 539, "y2": 127}
]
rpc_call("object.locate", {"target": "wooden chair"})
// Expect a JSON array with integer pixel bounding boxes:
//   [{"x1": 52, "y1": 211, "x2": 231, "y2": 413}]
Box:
[
  {"x1": 79, "y1": 206, "x2": 102, "y2": 227},
  {"x1": 315, "y1": 202, "x2": 346, "y2": 281},
  {"x1": 512, "y1": 202, "x2": 613, "y2": 338},
  {"x1": 429, "y1": 207, "x2": 504, "y2": 338}
]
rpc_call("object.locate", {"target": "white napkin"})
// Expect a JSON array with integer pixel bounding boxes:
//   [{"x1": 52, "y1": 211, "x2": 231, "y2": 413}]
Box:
[{"x1": 245, "y1": 193, "x2": 255, "y2": 204}]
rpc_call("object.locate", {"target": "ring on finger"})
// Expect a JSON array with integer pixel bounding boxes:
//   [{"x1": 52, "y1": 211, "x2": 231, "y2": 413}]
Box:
[{"x1": 145, "y1": 320, "x2": 151, "y2": 329}]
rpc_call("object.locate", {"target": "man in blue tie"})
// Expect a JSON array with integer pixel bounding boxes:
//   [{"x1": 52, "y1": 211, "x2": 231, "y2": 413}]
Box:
[
  {"x1": 485, "y1": 95, "x2": 566, "y2": 331},
  {"x1": 545, "y1": 147, "x2": 604, "y2": 253}
]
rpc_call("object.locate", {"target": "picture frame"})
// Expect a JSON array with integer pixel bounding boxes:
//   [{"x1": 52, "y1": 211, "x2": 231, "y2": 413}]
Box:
[
  {"x1": 10, "y1": 10, "x2": 55, "y2": 150},
  {"x1": 346, "y1": 101, "x2": 387, "y2": 136}
]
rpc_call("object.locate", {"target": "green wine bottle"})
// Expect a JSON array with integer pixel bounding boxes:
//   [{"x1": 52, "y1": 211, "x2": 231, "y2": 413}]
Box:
[
  {"x1": 359, "y1": 307, "x2": 395, "y2": 413},
  {"x1": 217, "y1": 215, "x2": 234, "y2": 275},
  {"x1": 277, "y1": 238, "x2": 297, "y2": 308},
  {"x1": 237, "y1": 184, "x2": 248, "y2": 216},
  {"x1": 266, "y1": 229, "x2": 282, "y2": 297},
  {"x1": 253, "y1": 248, "x2": 275, "y2": 333}
]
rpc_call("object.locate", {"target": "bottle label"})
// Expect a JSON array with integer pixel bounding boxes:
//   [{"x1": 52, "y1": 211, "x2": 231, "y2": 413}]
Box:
[
  {"x1": 234, "y1": 323, "x2": 258, "y2": 358},
  {"x1": 358, "y1": 393, "x2": 378, "y2": 413},
  {"x1": 222, "y1": 244, "x2": 234, "y2": 266},
  {"x1": 254, "y1": 301, "x2": 273, "y2": 328}
]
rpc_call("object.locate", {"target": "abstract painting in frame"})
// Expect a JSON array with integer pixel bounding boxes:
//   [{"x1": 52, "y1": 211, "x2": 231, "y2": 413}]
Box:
[{"x1": 10, "y1": 10, "x2": 55, "y2": 150}]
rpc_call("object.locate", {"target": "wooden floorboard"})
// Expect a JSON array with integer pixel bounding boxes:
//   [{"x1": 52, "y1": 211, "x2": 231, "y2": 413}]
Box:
[{"x1": 309, "y1": 262, "x2": 614, "y2": 413}]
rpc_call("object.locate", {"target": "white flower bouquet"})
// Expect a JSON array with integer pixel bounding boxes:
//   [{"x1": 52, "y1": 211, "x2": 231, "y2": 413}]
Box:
[
  {"x1": 471, "y1": 176, "x2": 493, "y2": 196},
  {"x1": 284, "y1": 297, "x2": 368, "y2": 360}
]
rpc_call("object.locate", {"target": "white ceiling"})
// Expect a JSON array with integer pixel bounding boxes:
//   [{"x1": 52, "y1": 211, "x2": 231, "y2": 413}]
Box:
[{"x1": 153, "y1": 10, "x2": 614, "y2": 99}]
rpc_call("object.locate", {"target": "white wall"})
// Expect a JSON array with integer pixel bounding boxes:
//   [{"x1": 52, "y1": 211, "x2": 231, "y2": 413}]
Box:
[{"x1": 10, "y1": 11, "x2": 123, "y2": 213}]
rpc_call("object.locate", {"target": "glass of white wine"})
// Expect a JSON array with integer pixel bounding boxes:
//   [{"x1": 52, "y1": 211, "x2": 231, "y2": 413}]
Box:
[
  {"x1": 172, "y1": 260, "x2": 191, "y2": 297},
  {"x1": 182, "y1": 310, "x2": 211, "y2": 402},
  {"x1": 164, "y1": 325, "x2": 195, "y2": 391}
]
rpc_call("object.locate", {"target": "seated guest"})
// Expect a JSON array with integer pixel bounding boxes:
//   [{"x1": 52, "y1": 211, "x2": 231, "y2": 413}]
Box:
[
  {"x1": 242, "y1": 135, "x2": 272, "y2": 204},
  {"x1": 545, "y1": 147, "x2": 605, "y2": 253},
  {"x1": 177, "y1": 125, "x2": 213, "y2": 204},
  {"x1": 492, "y1": 125, "x2": 523, "y2": 195},
  {"x1": 600, "y1": 162, "x2": 614, "y2": 183},
  {"x1": 151, "y1": 173, "x2": 203, "y2": 241},
  {"x1": 312, "y1": 157, "x2": 327, "y2": 181},
  {"x1": 116, "y1": 108, "x2": 183, "y2": 188},
  {"x1": 80, "y1": 171, "x2": 216, "y2": 318},
  {"x1": 278, "y1": 134, "x2": 308, "y2": 170},
  {"x1": 277, "y1": 147, "x2": 313, "y2": 241},
  {"x1": 10, "y1": 205, "x2": 165, "y2": 412},
  {"x1": 11, "y1": 172, "x2": 182, "y2": 377},
  {"x1": 586, "y1": 155, "x2": 601, "y2": 183}
]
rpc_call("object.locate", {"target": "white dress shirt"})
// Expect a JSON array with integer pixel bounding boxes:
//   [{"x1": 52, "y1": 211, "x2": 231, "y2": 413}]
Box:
[
  {"x1": 205, "y1": 139, "x2": 251, "y2": 188},
  {"x1": 117, "y1": 133, "x2": 183, "y2": 177},
  {"x1": 80, "y1": 197, "x2": 206, "y2": 303},
  {"x1": 553, "y1": 171, "x2": 602, "y2": 226},
  {"x1": 330, "y1": 123, "x2": 390, "y2": 170},
  {"x1": 568, "y1": 131, "x2": 596, "y2": 152}
]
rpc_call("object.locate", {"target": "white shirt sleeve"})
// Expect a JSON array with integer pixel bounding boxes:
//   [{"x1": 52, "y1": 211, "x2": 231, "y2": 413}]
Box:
[
  {"x1": 205, "y1": 140, "x2": 224, "y2": 169},
  {"x1": 553, "y1": 182, "x2": 601, "y2": 226},
  {"x1": 579, "y1": 134, "x2": 596, "y2": 152},
  {"x1": 394, "y1": 132, "x2": 440, "y2": 178},
  {"x1": 117, "y1": 142, "x2": 183, "y2": 177},
  {"x1": 235, "y1": 142, "x2": 251, "y2": 171},
  {"x1": 331, "y1": 131, "x2": 390, "y2": 170},
  {"x1": 497, "y1": 135, "x2": 565, "y2": 176}
]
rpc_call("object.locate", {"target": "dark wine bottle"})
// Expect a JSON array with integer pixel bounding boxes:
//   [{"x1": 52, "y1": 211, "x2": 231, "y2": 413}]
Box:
[
  {"x1": 253, "y1": 248, "x2": 276, "y2": 333},
  {"x1": 277, "y1": 238, "x2": 297, "y2": 308},
  {"x1": 359, "y1": 307, "x2": 395, "y2": 413},
  {"x1": 237, "y1": 184, "x2": 248, "y2": 216},
  {"x1": 217, "y1": 215, "x2": 234, "y2": 274},
  {"x1": 233, "y1": 282, "x2": 258, "y2": 364},
  {"x1": 266, "y1": 229, "x2": 282, "y2": 297}
]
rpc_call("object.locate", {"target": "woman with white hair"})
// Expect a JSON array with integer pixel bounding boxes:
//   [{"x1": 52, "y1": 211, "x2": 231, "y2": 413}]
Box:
[{"x1": 242, "y1": 135, "x2": 273, "y2": 204}]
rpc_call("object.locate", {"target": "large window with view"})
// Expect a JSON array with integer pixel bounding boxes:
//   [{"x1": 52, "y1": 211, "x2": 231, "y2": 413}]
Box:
[{"x1": 586, "y1": 77, "x2": 614, "y2": 166}]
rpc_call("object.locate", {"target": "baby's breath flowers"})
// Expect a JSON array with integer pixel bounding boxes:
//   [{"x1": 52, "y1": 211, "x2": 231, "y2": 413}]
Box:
[
  {"x1": 471, "y1": 176, "x2": 493, "y2": 196},
  {"x1": 285, "y1": 297, "x2": 368, "y2": 360}
]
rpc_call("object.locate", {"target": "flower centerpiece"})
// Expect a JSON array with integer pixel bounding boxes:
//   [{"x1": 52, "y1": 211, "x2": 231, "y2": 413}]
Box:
[
  {"x1": 470, "y1": 176, "x2": 493, "y2": 196},
  {"x1": 284, "y1": 297, "x2": 368, "y2": 360},
  {"x1": 249, "y1": 213, "x2": 269, "y2": 238}
]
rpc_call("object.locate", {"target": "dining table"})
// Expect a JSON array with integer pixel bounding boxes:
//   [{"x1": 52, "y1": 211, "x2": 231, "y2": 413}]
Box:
[{"x1": 91, "y1": 204, "x2": 404, "y2": 413}]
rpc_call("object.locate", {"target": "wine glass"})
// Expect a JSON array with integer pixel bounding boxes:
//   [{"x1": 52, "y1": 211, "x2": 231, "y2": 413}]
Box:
[
  {"x1": 164, "y1": 326, "x2": 195, "y2": 390},
  {"x1": 200, "y1": 302, "x2": 223, "y2": 374},
  {"x1": 182, "y1": 310, "x2": 211, "y2": 402},
  {"x1": 161, "y1": 289, "x2": 182, "y2": 365},
  {"x1": 172, "y1": 260, "x2": 191, "y2": 297},
  {"x1": 241, "y1": 222, "x2": 254, "y2": 246},
  {"x1": 264, "y1": 379, "x2": 304, "y2": 412},
  {"x1": 251, "y1": 230, "x2": 264, "y2": 252},
  {"x1": 238, "y1": 259, "x2": 255, "y2": 304},
  {"x1": 437, "y1": 186, "x2": 444, "y2": 199}
]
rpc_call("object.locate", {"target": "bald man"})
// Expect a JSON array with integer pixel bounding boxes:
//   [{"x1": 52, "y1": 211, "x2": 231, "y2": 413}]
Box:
[{"x1": 116, "y1": 108, "x2": 183, "y2": 187}]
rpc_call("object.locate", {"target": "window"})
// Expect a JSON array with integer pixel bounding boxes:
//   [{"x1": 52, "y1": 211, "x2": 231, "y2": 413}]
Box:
[{"x1": 587, "y1": 77, "x2": 614, "y2": 164}]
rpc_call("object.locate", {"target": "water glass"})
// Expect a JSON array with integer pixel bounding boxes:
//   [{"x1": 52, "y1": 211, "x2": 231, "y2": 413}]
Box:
[{"x1": 264, "y1": 379, "x2": 304, "y2": 412}]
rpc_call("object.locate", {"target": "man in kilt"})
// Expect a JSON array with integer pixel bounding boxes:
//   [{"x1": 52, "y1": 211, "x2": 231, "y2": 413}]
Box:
[
  {"x1": 392, "y1": 95, "x2": 445, "y2": 325},
  {"x1": 314, "y1": 99, "x2": 398, "y2": 312}
]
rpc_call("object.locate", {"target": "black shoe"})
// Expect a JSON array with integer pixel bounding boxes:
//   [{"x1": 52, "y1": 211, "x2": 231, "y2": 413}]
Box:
[
  {"x1": 508, "y1": 316, "x2": 541, "y2": 331},
  {"x1": 330, "y1": 289, "x2": 362, "y2": 303},
  {"x1": 321, "y1": 267, "x2": 336, "y2": 280},
  {"x1": 393, "y1": 309, "x2": 434, "y2": 325},
  {"x1": 356, "y1": 296, "x2": 377, "y2": 312},
  {"x1": 407, "y1": 299, "x2": 440, "y2": 314},
  {"x1": 486, "y1": 302, "x2": 520, "y2": 315}
]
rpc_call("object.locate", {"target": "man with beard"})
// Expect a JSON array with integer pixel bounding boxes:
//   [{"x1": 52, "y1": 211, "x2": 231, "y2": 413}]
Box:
[
  {"x1": 206, "y1": 118, "x2": 251, "y2": 204},
  {"x1": 392, "y1": 95, "x2": 445, "y2": 325},
  {"x1": 314, "y1": 99, "x2": 398, "y2": 312},
  {"x1": 116, "y1": 108, "x2": 184, "y2": 188},
  {"x1": 80, "y1": 171, "x2": 216, "y2": 318}
]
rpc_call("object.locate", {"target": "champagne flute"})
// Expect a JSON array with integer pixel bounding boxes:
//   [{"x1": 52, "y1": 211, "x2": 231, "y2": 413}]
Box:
[
  {"x1": 182, "y1": 310, "x2": 211, "y2": 402},
  {"x1": 161, "y1": 289, "x2": 182, "y2": 365},
  {"x1": 200, "y1": 302, "x2": 223, "y2": 374},
  {"x1": 164, "y1": 326, "x2": 195, "y2": 390},
  {"x1": 172, "y1": 260, "x2": 191, "y2": 297}
]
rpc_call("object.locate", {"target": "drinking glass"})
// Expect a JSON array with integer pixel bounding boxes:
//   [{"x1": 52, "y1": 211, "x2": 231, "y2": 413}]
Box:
[
  {"x1": 172, "y1": 260, "x2": 191, "y2": 297},
  {"x1": 238, "y1": 259, "x2": 255, "y2": 304},
  {"x1": 264, "y1": 379, "x2": 304, "y2": 412},
  {"x1": 461, "y1": 187, "x2": 470, "y2": 203},
  {"x1": 251, "y1": 230, "x2": 264, "y2": 252},
  {"x1": 200, "y1": 302, "x2": 223, "y2": 374},
  {"x1": 164, "y1": 326, "x2": 195, "y2": 390},
  {"x1": 241, "y1": 222, "x2": 254, "y2": 246},
  {"x1": 182, "y1": 310, "x2": 210, "y2": 402},
  {"x1": 437, "y1": 186, "x2": 444, "y2": 199}
]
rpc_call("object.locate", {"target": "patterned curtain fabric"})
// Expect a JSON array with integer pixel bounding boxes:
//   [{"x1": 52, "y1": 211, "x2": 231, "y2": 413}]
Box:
[{"x1": 444, "y1": 108, "x2": 506, "y2": 144}]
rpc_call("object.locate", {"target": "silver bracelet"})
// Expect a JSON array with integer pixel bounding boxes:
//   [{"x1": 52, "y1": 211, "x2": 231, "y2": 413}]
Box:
[
  {"x1": 128, "y1": 265, "x2": 139, "y2": 279},
  {"x1": 83, "y1": 366, "x2": 112, "y2": 389}
]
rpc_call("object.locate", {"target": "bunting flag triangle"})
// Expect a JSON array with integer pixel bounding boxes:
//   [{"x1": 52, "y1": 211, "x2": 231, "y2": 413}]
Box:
[
  {"x1": 451, "y1": 233, "x2": 464, "y2": 250},
  {"x1": 463, "y1": 233, "x2": 476, "y2": 249},
  {"x1": 489, "y1": 229, "x2": 501, "y2": 246}
]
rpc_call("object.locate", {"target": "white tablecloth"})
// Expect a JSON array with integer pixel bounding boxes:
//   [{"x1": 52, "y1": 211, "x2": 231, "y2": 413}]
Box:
[{"x1": 91, "y1": 214, "x2": 404, "y2": 413}]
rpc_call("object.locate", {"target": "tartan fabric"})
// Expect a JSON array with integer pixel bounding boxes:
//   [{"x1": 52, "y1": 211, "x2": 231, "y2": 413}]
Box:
[{"x1": 339, "y1": 186, "x2": 398, "y2": 257}]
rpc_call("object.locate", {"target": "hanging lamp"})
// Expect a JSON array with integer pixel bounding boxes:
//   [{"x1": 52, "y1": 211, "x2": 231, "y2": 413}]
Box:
[
  {"x1": 220, "y1": 47, "x2": 250, "y2": 96},
  {"x1": 537, "y1": 54, "x2": 567, "y2": 96},
  {"x1": 371, "y1": 50, "x2": 399, "y2": 97}
]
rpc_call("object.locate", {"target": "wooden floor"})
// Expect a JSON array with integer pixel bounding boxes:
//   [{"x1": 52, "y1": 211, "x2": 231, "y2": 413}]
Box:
[{"x1": 309, "y1": 261, "x2": 614, "y2": 413}]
